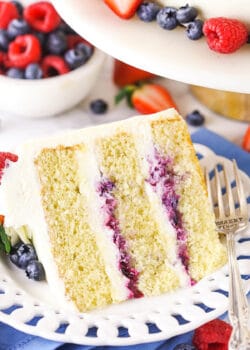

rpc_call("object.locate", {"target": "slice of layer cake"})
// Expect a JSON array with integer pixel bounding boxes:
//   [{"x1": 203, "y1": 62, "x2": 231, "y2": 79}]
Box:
[{"x1": 0, "y1": 109, "x2": 226, "y2": 312}]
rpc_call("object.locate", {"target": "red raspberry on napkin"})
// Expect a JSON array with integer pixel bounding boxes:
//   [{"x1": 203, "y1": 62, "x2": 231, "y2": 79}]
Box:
[{"x1": 192, "y1": 319, "x2": 232, "y2": 350}]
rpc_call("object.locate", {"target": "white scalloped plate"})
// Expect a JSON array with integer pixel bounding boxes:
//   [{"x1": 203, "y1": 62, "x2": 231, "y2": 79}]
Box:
[
  {"x1": 51, "y1": 0, "x2": 250, "y2": 93},
  {"x1": 0, "y1": 144, "x2": 249, "y2": 346}
]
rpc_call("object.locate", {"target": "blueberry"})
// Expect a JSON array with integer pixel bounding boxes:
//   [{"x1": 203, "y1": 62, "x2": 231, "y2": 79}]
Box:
[
  {"x1": 11, "y1": 1, "x2": 23, "y2": 16},
  {"x1": 176, "y1": 5, "x2": 198, "y2": 24},
  {"x1": 25, "y1": 63, "x2": 43, "y2": 79},
  {"x1": 186, "y1": 110, "x2": 205, "y2": 126},
  {"x1": 7, "y1": 19, "x2": 30, "y2": 39},
  {"x1": 9, "y1": 243, "x2": 38, "y2": 269},
  {"x1": 46, "y1": 30, "x2": 67, "y2": 55},
  {"x1": 6, "y1": 68, "x2": 24, "y2": 79},
  {"x1": 33, "y1": 31, "x2": 47, "y2": 47},
  {"x1": 137, "y1": 2, "x2": 161, "y2": 22},
  {"x1": 247, "y1": 33, "x2": 250, "y2": 44},
  {"x1": 64, "y1": 47, "x2": 89, "y2": 69},
  {"x1": 0, "y1": 30, "x2": 10, "y2": 51},
  {"x1": 157, "y1": 7, "x2": 178, "y2": 30},
  {"x1": 76, "y1": 42, "x2": 94, "y2": 60},
  {"x1": 186, "y1": 19, "x2": 204, "y2": 40},
  {"x1": 173, "y1": 344, "x2": 196, "y2": 350},
  {"x1": 58, "y1": 22, "x2": 76, "y2": 34},
  {"x1": 25, "y1": 260, "x2": 45, "y2": 281},
  {"x1": 90, "y1": 99, "x2": 108, "y2": 114}
]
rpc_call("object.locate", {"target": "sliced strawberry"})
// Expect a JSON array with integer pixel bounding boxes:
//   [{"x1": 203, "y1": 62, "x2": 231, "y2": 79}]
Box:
[
  {"x1": 115, "y1": 83, "x2": 178, "y2": 114},
  {"x1": 113, "y1": 59, "x2": 155, "y2": 87},
  {"x1": 242, "y1": 125, "x2": 250, "y2": 152},
  {"x1": 104, "y1": 0, "x2": 143, "y2": 19},
  {"x1": 132, "y1": 84, "x2": 178, "y2": 114}
]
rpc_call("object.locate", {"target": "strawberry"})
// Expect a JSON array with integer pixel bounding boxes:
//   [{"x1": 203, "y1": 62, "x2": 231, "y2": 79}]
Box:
[
  {"x1": 116, "y1": 83, "x2": 177, "y2": 114},
  {"x1": 242, "y1": 125, "x2": 250, "y2": 152},
  {"x1": 104, "y1": 0, "x2": 143, "y2": 19},
  {"x1": 0, "y1": 215, "x2": 4, "y2": 225},
  {"x1": 113, "y1": 59, "x2": 155, "y2": 87}
]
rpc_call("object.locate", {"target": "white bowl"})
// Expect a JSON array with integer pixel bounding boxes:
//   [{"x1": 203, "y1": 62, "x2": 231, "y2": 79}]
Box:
[{"x1": 0, "y1": 48, "x2": 106, "y2": 118}]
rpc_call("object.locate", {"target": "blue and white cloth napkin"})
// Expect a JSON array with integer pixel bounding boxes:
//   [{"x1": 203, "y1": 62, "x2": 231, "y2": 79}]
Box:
[{"x1": 0, "y1": 128, "x2": 249, "y2": 350}]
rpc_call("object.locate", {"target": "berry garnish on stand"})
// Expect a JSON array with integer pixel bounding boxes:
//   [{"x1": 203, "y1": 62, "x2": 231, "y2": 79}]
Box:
[
  {"x1": 90, "y1": 99, "x2": 108, "y2": 114},
  {"x1": 102, "y1": 1, "x2": 250, "y2": 54}
]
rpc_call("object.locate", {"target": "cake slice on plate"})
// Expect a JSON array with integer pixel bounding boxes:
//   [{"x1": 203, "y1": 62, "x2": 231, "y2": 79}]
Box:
[{"x1": 0, "y1": 109, "x2": 226, "y2": 312}]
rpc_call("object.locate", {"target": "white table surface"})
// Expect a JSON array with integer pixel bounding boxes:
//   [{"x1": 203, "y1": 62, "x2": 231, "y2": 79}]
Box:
[{"x1": 0, "y1": 56, "x2": 248, "y2": 151}]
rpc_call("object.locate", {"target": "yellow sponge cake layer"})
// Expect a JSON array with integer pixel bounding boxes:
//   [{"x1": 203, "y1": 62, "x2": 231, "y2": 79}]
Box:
[
  {"x1": 35, "y1": 145, "x2": 113, "y2": 311},
  {"x1": 96, "y1": 132, "x2": 181, "y2": 296},
  {"x1": 150, "y1": 117, "x2": 227, "y2": 280}
]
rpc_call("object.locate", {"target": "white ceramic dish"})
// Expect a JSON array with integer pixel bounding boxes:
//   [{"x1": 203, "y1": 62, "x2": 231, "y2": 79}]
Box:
[
  {"x1": 0, "y1": 144, "x2": 249, "y2": 346},
  {"x1": 0, "y1": 49, "x2": 106, "y2": 118},
  {"x1": 0, "y1": 0, "x2": 106, "y2": 118},
  {"x1": 52, "y1": 0, "x2": 250, "y2": 94}
]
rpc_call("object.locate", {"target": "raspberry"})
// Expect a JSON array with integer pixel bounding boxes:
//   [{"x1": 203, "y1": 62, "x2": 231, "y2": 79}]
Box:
[
  {"x1": 203, "y1": 17, "x2": 248, "y2": 54},
  {"x1": 0, "y1": 152, "x2": 18, "y2": 183},
  {"x1": 8, "y1": 34, "x2": 41, "y2": 68},
  {"x1": 0, "y1": 2, "x2": 19, "y2": 29},
  {"x1": 24, "y1": 2, "x2": 61, "y2": 33},
  {"x1": 41, "y1": 55, "x2": 70, "y2": 77},
  {"x1": 193, "y1": 319, "x2": 232, "y2": 350}
]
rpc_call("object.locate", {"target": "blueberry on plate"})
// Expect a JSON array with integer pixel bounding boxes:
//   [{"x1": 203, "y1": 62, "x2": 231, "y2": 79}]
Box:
[
  {"x1": 11, "y1": 1, "x2": 23, "y2": 16},
  {"x1": 90, "y1": 99, "x2": 108, "y2": 114},
  {"x1": 25, "y1": 63, "x2": 43, "y2": 79},
  {"x1": 137, "y1": 2, "x2": 161, "y2": 22},
  {"x1": 186, "y1": 19, "x2": 204, "y2": 40},
  {"x1": 7, "y1": 19, "x2": 30, "y2": 39},
  {"x1": 0, "y1": 30, "x2": 10, "y2": 51},
  {"x1": 26, "y1": 260, "x2": 45, "y2": 281},
  {"x1": 156, "y1": 7, "x2": 178, "y2": 30},
  {"x1": 9, "y1": 242, "x2": 38, "y2": 269},
  {"x1": 176, "y1": 5, "x2": 198, "y2": 24},
  {"x1": 6, "y1": 68, "x2": 24, "y2": 79},
  {"x1": 186, "y1": 110, "x2": 205, "y2": 126},
  {"x1": 173, "y1": 343, "x2": 197, "y2": 350},
  {"x1": 46, "y1": 30, "x2": 67, "y2": 55}
]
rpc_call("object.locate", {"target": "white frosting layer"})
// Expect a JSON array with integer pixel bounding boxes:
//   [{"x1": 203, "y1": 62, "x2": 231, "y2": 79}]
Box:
[
  {"x1": 158, "y1": 0, "x2": 250, "y2": 28},
  {"x1": 135, "y1": 121, "x2": 190, "y2": 288},
  {"x1": 75, "y1": 145, "x2": 129, "y2": 302},
  {"x1": 0, "y1": 109, "x2": 189, "y2": 308}
]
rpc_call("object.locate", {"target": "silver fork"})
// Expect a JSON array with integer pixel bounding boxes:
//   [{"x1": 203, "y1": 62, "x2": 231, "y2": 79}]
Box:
[{"x1": 205, "y1": 160, "x2": 250, "y2": 350}]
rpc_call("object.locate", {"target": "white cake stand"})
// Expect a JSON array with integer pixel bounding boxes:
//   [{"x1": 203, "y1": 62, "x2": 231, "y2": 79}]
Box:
[{"x1": 51, "y1": 0, "x2": 250, "y2": 93}]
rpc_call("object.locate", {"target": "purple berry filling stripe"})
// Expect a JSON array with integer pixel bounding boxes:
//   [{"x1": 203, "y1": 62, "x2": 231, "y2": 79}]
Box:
[
  {"x1": 147, "y1": 148, "x2": 194, "y2": 283},
  {"x1": 97, "y1": 179, "x2": 143, "y2": 299}
]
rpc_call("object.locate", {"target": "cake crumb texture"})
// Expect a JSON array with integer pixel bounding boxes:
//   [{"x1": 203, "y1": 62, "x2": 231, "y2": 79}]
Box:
[
  {"x1": 96, "y1": 131, "x2": 180, "y2": 296},
  {"x1": 35, "y1": 145, "x2": 113, "y2": 312},
  {"x1": 151, "y1": 115, "x2": 227, "y2": 280}
]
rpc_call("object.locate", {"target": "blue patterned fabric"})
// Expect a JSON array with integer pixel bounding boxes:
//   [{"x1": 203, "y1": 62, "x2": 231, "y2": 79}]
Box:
[{"x1": 0, "y1": 128, "x2": 249, "y2": 350}]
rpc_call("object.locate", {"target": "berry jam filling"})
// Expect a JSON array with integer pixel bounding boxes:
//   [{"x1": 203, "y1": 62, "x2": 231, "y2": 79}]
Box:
[
  {"x1": 147, "y1": 148, "x2": 194, "y2": 282},
  {"x1": 97, "y1": 178, "x2": 143, "y2": 298}
]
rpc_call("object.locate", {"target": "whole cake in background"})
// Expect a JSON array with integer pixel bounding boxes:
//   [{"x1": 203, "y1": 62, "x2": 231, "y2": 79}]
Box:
[{"x1": 0, "y1": 109, "x2": 226, "y2": 312}]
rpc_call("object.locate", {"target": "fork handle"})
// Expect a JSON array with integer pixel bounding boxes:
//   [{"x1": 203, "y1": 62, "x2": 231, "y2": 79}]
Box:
[{"x1": 227, "y1": 231, "x2": 250, "y2": 349}]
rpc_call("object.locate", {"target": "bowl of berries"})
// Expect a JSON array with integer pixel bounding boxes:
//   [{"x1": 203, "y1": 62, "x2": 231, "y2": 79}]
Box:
[{"x1": 0, "y1": 1, "x2": 106, "y2": 118}]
